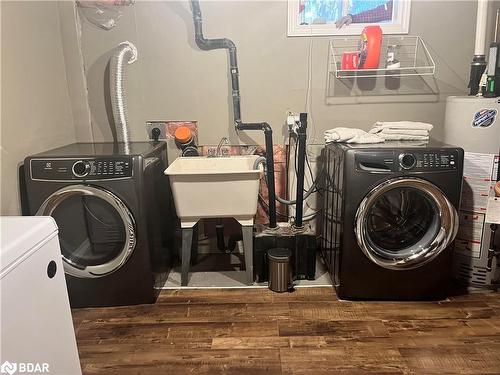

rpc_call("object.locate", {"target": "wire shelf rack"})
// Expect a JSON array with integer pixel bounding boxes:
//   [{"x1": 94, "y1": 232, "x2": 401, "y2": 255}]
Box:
[{"x1": 329, "y1": 35, "x2": 435, "y2": 79}]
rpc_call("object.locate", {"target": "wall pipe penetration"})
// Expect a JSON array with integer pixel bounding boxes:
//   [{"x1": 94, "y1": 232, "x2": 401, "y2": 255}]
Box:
[
  {"x1": 110, "y1": 41, "x2": 138, "y2": 154},
  {"x1": 190, "y1": 0, "x2": 277, "y2": 228}
]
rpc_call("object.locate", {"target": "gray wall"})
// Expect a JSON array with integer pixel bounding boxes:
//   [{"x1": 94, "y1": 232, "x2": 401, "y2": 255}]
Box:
[
  {"x1": 0, "y1": 1, "x2": 81, "y2": 215},
  {"x1": 1, "y1": 1, "x2": 498, "y2": 215},
  {"x1": 77, "y1": 0, "x2": 495, "y2": 147}
]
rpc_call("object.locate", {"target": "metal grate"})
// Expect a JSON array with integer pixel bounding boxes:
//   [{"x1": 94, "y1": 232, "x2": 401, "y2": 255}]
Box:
[{"x1": 320, "y1": 145, "x2": 344, "y2": 286}]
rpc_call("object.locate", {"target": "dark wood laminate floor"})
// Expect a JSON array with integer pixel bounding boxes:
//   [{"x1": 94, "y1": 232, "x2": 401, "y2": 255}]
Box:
[{"x1": 72, "y1": 287, "x2": 500, "y2": 374}]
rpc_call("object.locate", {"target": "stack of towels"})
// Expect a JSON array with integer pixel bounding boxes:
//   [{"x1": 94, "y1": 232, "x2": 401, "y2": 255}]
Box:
[
  {"x1": 369, "y1": 121, "x2": 433, "y2": 141},
  {"x1": 324, "y1": 121, "x2": 433, "y2": 144},
  {"x1": 324, "y1": 127, "x2": 384, "y2": 144}
]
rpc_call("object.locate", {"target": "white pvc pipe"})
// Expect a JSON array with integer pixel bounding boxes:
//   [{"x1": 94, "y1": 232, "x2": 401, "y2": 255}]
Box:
[{"x1": 474, "y1": 0, "x2": 489, "y2": 56}]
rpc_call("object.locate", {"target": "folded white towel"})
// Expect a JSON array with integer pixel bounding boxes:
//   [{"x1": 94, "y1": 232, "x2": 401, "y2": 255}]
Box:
[
  {"x1": 324, "y1": 127, "x2": 384, "y2": 144},
  {"x1": 379, "y1": 128, "x2": 429, "y2": 136},
  {"x1": 380, "y1": 134, "x2": 429, "y2": 141},
  {"x1": 370, "y1": 121, "x2": 434, "y2": 134}
]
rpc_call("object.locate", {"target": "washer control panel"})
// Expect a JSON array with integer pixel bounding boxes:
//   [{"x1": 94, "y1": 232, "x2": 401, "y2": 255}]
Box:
[
  {"x1": 398, "y1": 151, "x2": 459, "y2": 171},
  {"x1": 355, "y1": 149, "x2": 460, "y2": 173},
  {"x1": 31, "y1": 158, "x2": 133, "y2": 180}
]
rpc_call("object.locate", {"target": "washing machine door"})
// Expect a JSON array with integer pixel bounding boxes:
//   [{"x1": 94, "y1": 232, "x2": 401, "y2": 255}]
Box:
[
  {"x1": 36, "y1": 185, "x2": 136, "y2": 278},
  {"x1": 355, "y1": 177, "x2": 458, "y2": 270}
]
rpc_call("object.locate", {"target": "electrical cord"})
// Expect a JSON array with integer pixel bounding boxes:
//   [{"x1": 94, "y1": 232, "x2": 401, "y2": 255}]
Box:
[
  {"x1": 254, "y1": 133, "x2": 324, "y2": 221},
  {"x1": 259, "y1": 191, "x2": 320, "y2": 221},
  {"x1": 262, "y1": 163, "x2": 324, "y2": 206},
  {"x1": 305, "y1": 148, "x2": 315, "y2": 184},
  {"x1": 257, "y1": 136, "x2": 324, "y2": 207},
  {"x1": 257, "y1": 163, "x2": 322, "y2": 221}
]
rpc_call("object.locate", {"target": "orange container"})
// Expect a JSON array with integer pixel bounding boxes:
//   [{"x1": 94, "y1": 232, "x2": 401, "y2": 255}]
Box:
[
  {"x1": 358, "y1": 26, "x2": 382, "y2": 69},
  {"x1": 174, "y1": 126, "x2": 193, "y2": 144}
]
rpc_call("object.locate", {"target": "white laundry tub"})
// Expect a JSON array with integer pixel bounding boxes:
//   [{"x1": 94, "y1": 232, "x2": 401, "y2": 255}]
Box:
[{"x1": 164, "y1": 155, "x2": 261, "y2": 228}]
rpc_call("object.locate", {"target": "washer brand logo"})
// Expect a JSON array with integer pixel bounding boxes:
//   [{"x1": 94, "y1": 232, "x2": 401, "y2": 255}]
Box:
[
  {"x1": 472, "y1": 108, "x2": 497, "y2": 128},
  {"x1": 0, "y1": 362, "x2": 17, "y2": 375},
  {"x1": 0, "y1": 361, "x2": 50, "y2": 374}
]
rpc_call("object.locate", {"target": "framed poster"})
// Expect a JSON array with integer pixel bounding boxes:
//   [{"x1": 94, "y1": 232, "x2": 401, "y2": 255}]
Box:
[{"x1": 288, "y1": 0, "x2": 411, "y2": 36}]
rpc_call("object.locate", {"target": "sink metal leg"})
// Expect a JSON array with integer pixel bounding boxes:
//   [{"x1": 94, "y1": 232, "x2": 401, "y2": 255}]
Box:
[
  {"x1": 242, "y1": 225, "x2": 254, "y2": 285},
  {"x1": 181, "y1": 227, "x2": 194, "y2": 286}
]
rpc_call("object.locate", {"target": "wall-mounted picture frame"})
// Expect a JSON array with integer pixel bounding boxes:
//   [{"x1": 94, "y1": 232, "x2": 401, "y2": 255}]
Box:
[{"x1": 288, "y1": 0, "x2": 411, "y2": 37}]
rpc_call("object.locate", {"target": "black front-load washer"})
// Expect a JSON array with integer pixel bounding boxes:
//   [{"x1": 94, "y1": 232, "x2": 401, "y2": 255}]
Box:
[
  {"x1": 320, "y1": 140, "x2": 464, "y2": 300},
  {"x1": 22, "y1": 142, "x2": 177, "y2": 307}
]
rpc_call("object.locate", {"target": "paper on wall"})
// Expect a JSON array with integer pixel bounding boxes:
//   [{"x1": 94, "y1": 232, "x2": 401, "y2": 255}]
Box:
[
  {"x1": 463, "y1": 152, "x2": 495, "y2": 178},
  {"x1": 460, "y1": 152, "x2": 496, "y2": 213},
  {"x1": 460, "y1": 179, "x2": 492, "y2": 213},
  {"x1": 455, "y1": 211, "x2": 485, "y2": 258},
  {"x1": 485, "y1": 196, "x2": 500, "y2": 224}
]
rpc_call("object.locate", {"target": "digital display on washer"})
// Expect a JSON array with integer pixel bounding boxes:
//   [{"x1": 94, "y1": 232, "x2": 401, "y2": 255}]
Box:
[{"x1": 31, "y1": 158, "x2": 133, "y2": 180}]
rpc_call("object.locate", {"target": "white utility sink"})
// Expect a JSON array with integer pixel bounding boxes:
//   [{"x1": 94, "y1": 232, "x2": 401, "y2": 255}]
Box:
[{"x1": 164, "y1": 155, "x2": 261, "y2": 228}]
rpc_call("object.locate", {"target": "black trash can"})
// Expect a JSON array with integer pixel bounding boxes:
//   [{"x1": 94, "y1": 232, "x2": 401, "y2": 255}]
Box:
[{"x1": 267, "y1": 248, "x2": 293, "y2": 293}]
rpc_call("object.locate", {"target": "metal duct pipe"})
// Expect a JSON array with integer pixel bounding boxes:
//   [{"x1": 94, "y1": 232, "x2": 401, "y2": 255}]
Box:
[
  {"x1": 110, "y1": 41, "x2": 137, "y2": 153},
  {"x1": 190, "y1": 0, "x2": 277, "y2": 228}
]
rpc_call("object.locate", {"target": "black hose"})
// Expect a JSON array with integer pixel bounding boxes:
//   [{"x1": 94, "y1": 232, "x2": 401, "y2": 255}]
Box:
[
  {"x1": 294, "y1": 113, "x2": 307, "y2": 228},
  {"x1": 262, "y1": 124, "x2": 277, "y2": 228},
  {"x1": 190, "y1": 0, "x2": 277, "y2": 228}
]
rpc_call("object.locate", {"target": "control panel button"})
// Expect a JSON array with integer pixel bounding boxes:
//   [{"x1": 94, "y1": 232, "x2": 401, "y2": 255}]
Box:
[
  {"x1": 72, "y1": 161, "x2": 90, "y2": 178},
  {"x1": 399, "y1": 153, "x2": 417, "y2": 170}
]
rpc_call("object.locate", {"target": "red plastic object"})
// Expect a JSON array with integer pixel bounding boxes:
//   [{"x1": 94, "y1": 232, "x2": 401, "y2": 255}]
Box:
[
  {"x1": 341, "y1": 52, "x2": 360, "y2": 70},
  {"x1": 358, "y1": 26, "x2": 382, "y2": 69}
]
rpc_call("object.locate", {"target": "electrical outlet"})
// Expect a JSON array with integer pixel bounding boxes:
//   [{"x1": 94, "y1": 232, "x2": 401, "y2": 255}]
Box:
[
  {"x1": 286, "y1": 114, "x2": 300, "y2": 135},
  {"x1": 286, "y1": 112, "x2": 300, "y2": 134},
  {"x1": 146, "y1": 121, "x2": 167, "y2": 140},
  {"x1": 286, "y1": 114, "x2": 299, "y2": 126}
]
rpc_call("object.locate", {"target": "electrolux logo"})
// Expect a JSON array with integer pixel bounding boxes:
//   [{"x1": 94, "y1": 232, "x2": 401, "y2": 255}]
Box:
[{"x1": 0, "y1": 361, "x2": 50, "y2": 374}]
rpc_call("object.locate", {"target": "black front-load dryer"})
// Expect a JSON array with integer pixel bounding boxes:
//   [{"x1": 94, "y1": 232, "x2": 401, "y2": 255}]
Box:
[
  {"x1": 320, "y1": 140, "x2": 464, "y2": 300},
  {"x1": 23, "y1": 142, "x2": 176, "y2": 307}
]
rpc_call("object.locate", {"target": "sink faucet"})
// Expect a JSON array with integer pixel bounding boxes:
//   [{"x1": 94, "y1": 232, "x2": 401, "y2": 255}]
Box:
[{"x1": 213, "y1": 137, "x2": 230, "y2": 157}]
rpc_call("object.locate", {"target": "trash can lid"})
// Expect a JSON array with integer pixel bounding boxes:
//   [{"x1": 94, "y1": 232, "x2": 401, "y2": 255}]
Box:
[{"x1": 268, "y1": 247, "x2": 292, "y2": 261}]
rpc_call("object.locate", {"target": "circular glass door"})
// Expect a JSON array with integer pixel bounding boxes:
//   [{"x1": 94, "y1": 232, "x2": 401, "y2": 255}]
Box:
[
  {"x1": 36, "y1": 185, "x2": 136, "y2": 278},
  {"x1": 355, "y1": 177, "x2": 458, "y2": 270}
]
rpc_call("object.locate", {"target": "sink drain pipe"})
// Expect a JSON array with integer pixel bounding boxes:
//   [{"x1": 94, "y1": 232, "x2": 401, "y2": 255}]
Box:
[{"x1": 190, "y1": 0, "x2": 277, "y2": 228}]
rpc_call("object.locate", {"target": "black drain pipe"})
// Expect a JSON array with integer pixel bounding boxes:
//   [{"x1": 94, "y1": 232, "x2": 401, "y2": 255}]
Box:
[
  {"x1": 190, "y1": 0, "x2": 277, "y2": 228},
  {"x1": 294, "y1": 113, "x2": 307, "y2": 228}
]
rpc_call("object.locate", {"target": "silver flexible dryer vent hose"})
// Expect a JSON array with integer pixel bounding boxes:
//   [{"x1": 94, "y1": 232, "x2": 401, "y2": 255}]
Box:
[{"x1": 110, "y1": 41, "x2": 138, "y2": 153}]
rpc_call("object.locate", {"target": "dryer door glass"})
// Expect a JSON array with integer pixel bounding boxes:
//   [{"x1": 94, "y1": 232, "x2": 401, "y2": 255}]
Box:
[
  {"x1": 36, "y1": 185, "x2": 136, "y2": 278},
  {"x1": 355, "y1": 178, "x2": 458, "y2": 270}
]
